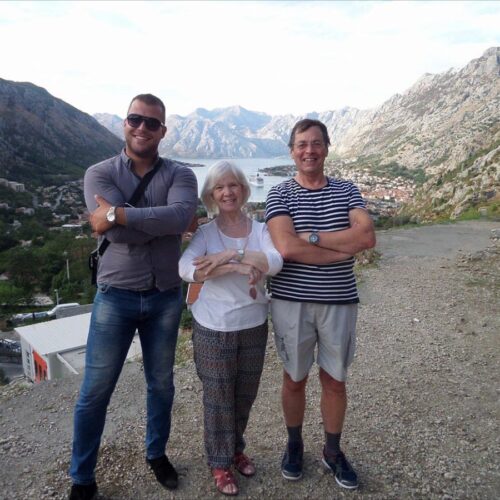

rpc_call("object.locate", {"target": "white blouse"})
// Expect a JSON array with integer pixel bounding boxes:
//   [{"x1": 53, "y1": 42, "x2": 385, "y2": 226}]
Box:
[{"x1": 178, "y1": 219, "x2": 283, "y2": 332}]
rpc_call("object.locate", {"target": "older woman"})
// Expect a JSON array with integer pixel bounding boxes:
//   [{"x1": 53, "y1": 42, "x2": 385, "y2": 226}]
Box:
[{"x1": 179, "y1": 161, "x2": 283, "y2": 496}]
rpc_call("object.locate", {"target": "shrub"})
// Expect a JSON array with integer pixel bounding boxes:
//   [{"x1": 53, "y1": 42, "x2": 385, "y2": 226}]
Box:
[
  {"x1": 180, "y1": 308, "x2": 193, "y2": 330},
  {"x1": 0, "y1": 367, "x2": 9, "y2": 386}
]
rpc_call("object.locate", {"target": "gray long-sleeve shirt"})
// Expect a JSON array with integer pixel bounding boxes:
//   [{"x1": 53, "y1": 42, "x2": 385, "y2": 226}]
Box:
[{"x1": 84, "y1": 149, "x2": 198, "y2": 291}]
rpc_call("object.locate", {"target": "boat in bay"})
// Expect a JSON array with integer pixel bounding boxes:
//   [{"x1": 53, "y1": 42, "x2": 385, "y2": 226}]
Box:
[{"x1": 248, "y1": 173, "x2": 264, "y2": 187}]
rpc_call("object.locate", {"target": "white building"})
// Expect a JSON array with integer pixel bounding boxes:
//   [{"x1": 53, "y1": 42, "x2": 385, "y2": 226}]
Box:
[
  {"x1": 8, "y1": 181, "x2": 25, "y2": 192},
  {"x1": 15, "y1": 313, "x2": 142, "y2": 383}
]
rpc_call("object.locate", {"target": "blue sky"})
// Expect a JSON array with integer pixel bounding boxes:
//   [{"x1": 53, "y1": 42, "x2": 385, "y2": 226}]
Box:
[{"x1": 1, "y1": 1, "x2": 498, "y2": 118}]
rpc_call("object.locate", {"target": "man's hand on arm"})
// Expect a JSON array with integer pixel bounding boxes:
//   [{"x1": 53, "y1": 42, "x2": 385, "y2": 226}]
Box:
[
  {"x1": 89, "y1": 195, "x2": 133, "y2": 237},
  {"x1": 84, "y1": 167, "x2": 155, "y2": 244},
  {"x1": 89, "y1": 195, "x2": 115, "y2": 235},
  {"x1": 193, "y1": 250, "x2": 236, "y2": 276},
  {"x1": 303, "y1": 208, "x2": 376, "y2": 255},
  {"x1": 193, "y1": 262, "x2": 262, "y2": 284},
  {"x1": 267, "y1": 216, "x2": 351, "y2": 265}
]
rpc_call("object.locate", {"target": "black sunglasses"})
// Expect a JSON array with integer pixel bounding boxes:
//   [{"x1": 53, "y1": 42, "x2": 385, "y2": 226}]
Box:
[{"x1": 126, "y1": 113, "x2": 164, "y2": 132}]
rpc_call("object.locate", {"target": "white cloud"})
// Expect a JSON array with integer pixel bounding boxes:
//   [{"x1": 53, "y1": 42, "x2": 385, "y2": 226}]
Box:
[{"x1": 0, "y1": 0, "x2": 498, "y2": 117}]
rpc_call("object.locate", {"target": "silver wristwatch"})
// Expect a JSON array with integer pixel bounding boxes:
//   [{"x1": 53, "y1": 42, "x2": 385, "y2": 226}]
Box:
[
  {"x1": 309, "y1": 231, "x2": 320, "y2": 245},
  {"x1": 106, "y1": 206, "x2": 116, "y2": 223}
]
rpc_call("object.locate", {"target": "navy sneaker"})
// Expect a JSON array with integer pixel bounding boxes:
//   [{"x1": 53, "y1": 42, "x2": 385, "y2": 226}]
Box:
[
  {"x1": 147, "y1": 455, "x2": 178, "y2": 490},
  {"x1": 281, "y1": 441, "x2": 304, "y2": 480},
  {"x1": 69, "y1": 482, "x2": 98, "y2": 500},
  {"x1": 322, "y1": 448, "x2": 358, "y2": 489}
]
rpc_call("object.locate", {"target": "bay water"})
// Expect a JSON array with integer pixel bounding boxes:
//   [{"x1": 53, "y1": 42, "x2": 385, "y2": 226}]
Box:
[{"x1": 174, "y1": 157, "x2": 294, "y2": 203}]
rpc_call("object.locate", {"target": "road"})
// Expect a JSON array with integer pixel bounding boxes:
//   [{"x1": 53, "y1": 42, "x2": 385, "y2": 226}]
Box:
[{"x1": 376, "y1": 220, "x2": 498, "y2": 259}]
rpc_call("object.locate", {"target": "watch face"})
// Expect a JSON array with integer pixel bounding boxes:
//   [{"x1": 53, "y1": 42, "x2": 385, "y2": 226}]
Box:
[
  {"x1": 309, "y1": 233, "x2": 319, "y2": 244},
  {"x1": 106, "y1": 207, "x2": 116, "y2": 222}
]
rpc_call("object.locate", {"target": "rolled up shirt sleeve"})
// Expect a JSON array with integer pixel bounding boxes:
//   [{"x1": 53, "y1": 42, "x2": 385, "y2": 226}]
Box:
[
  {"x1": 179, "y1": 228, "x2": 207, "y2": 283},
  {"x1": 261, "y1": 225, "x2": 283, "y2": 276}
]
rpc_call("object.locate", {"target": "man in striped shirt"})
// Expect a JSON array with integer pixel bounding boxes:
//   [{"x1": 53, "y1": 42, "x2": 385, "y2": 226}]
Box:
[{"x1": 265, "y1": 118, "x2": 376, "y2": 490}]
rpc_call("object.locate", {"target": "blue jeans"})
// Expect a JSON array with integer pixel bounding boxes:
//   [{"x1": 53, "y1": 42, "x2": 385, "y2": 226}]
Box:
[{"x1": 69, "y1": 284, "x2": 182, "y2": 485}]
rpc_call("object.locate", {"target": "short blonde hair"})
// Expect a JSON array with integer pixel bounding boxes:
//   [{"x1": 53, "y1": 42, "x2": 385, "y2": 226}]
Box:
[{"x1": 200, "y1": 160, "x2": 251, "y2": 214}]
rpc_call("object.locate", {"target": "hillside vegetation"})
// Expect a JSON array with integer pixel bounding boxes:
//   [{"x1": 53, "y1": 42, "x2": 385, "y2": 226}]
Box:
[{"x1": 0, "y1": 78, "x2": 122, "y2": 186}]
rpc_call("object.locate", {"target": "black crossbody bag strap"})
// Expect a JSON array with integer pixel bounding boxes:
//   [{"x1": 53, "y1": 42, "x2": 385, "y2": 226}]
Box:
[
  {"x1": 89, "y1": 161, "x2": 162, "y2": 284},
  {"x1": 97, "y1": 161, "x2": 162, "y2": 256}
]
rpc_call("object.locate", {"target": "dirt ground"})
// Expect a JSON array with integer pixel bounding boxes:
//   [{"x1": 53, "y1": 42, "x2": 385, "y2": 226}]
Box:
[{"x1": 0, "y1": 220, "x2": 498, "y2": 499}]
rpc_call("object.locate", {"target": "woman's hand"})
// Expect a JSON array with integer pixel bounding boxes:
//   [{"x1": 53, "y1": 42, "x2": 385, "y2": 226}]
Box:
[
  {"x1": 248, "y1": 266, "x2": 263, "y2": 286},
  {"x1": 193, "y1": 250, "x2": 234, "y2": 275},
  {"x1": 234, "y1": 263, "x2": 263, "y2": 285}
]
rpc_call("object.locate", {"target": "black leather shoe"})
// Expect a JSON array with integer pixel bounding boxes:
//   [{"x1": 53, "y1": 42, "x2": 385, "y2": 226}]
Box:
[
  {"x1": 147, "y1": 455, "x2": 178, "y2": 490},
  {"x1": 69, "y1": 482, "x2": 98, "y2": 500}
]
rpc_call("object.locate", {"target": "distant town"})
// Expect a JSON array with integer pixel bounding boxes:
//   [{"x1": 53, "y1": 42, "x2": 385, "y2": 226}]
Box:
[
  {"x1": 325, "y1": 162, "x2": 415, "y2": 220},
  {"x1": 0, "y1": 160, "x2": 414, "y2": 235}
]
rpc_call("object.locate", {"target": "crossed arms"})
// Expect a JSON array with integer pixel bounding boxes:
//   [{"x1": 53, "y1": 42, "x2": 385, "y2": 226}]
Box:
[
  {"x1": 178, "y1": 225, "x2": 283, "y2": 286},
  {"x1": 267, "y1": 208, "x2": 376, "y2": 265},
  {"x1": 84, "y1": 164, "x2": 198, "y2": 244}
]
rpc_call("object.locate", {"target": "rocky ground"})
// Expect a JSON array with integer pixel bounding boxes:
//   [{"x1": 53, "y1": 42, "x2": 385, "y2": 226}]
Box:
[{"x1": 0, "y1": 220, "x2": 498, "y2": 500}]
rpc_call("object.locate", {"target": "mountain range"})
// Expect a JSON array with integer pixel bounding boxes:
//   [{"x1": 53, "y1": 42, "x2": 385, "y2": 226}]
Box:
[
  {"x1": 0, "y1": 47, "x2": 498, "y2": 219},
  {"x1": 95, "y1": 105, "x2": 368, "y2": 160},
  {"x1": 0, "y1": 79, "x2": 122, "y2": 186},
  {"x1": 95, "y1": 47, "x2": 499, "y2": 220},
  {"x1": 94, "y1": 48, "x2": 498, "y2": 172}
]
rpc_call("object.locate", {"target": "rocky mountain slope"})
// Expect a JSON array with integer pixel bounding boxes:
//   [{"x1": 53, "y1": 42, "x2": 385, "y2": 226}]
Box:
[
  {"x1": 0, "y1": 79, "x2": 123, "y2": 186},
  {"x1": 160, "y1": 106, "x2": 370, "y2": 159},
  {"x1": 336, "y1": 47, "x2": 499, "y2": 220},
  {"x1": 94, "y1": 48, "x2": 498, "y2": 220},
  {"x1": 0, "y1": 47, "x2": 496, "y2": 219},
  {"x1": 93, "y1": 113, "x2": 124, "y2": 141},
  {"x1": 96, "y1": 105, "x2": 366, "y2": 159},
  {"x1": 337, "y1": 48, "x2": 499, "y2": 168},
  {"x1": 95, "y1": 49, "x2": 497, "y2": 171}
]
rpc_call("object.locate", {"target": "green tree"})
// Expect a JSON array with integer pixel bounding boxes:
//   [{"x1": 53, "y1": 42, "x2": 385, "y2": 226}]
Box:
[
  {"x1": 0, "y1": 367, "x2": 9, "y2": 386},
  {"x1": 49, "y1": 235, "x2": 97, "y2": 303},
  {"x1": 6, "y1": 247, "x2": 43, "y2": 300},
  {"x1": 13, "y1": 219, "x2": 49, "y2": 241},
  {"x1": 0, "y1": 281, "x2": 25, "y2": 306},
  {"x1": 0, "y1": 221, "x2": 18, "y2": 252}
]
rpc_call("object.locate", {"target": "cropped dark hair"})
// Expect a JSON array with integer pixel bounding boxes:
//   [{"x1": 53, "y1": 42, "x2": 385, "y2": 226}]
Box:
[
  {"x1": 128, "y1": 94, "x2": 166, "y2": 122},
  {"x1": 288, "y1": 119, "x2": 330, "y2": 149}
]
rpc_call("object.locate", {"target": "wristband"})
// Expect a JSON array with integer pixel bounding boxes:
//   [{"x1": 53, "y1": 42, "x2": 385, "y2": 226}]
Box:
[{"x1": 236, "y1": 249, "x2": 245, "y2": 262}]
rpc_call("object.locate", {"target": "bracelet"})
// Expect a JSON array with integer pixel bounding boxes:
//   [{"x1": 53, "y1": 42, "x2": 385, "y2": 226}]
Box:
[{"x1": 235, "y1": 249, "x2": 245, "y2": 262}]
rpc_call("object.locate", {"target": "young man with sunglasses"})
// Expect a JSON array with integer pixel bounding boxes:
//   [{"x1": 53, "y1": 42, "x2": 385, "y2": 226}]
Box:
[
  {"x1": 69, "y1": 94, "x2": 198, "y2": 500},
  {"x1": 265, "y1": 119, "x2": 376, "y2": 491}
]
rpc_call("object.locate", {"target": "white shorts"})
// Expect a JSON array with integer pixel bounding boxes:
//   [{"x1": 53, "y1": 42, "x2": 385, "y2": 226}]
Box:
[{"x1": 271, "y1": 299, "x2": 358, "y2": 382}]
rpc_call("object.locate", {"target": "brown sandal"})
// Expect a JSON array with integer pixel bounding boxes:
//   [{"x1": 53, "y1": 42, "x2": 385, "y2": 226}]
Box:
[
  {"x1": 211, "y1": 468, "x2": 239, "y2": 496},
  {"x1": 234, "y1": 453, "x2": 256, "y2": 477}
]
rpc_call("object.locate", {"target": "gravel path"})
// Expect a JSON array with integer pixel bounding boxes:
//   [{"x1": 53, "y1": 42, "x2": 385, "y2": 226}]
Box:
[{"x1": 1, "y1": 220, "x2": 498, "y2": 500}]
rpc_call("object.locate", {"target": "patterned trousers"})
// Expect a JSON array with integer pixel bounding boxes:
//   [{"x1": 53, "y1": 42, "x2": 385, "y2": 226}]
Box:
[{"x1": 192, "y1": 319, "x2": 268, "y2": 468}]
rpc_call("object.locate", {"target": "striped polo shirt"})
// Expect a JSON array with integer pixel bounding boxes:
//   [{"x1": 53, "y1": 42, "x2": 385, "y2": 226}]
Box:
[{"x1": 265, "y1": 177, "x2": 366, "y2": 304}]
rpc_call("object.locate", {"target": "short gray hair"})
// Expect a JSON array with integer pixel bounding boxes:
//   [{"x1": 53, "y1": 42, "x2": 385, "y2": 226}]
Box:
[{"x1": 201, "y1": 161, "x2": 251, "y2": 213}]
